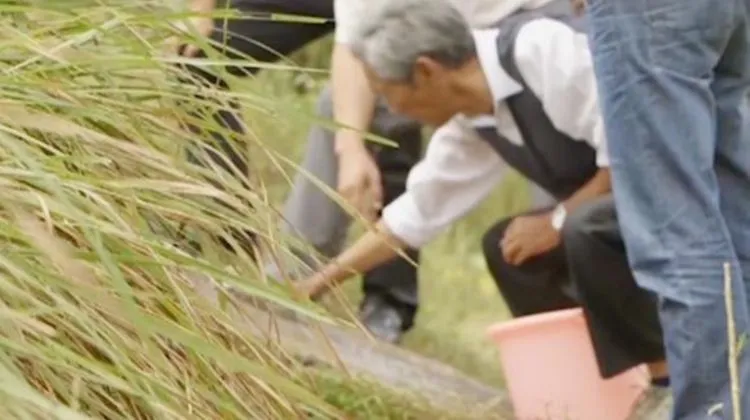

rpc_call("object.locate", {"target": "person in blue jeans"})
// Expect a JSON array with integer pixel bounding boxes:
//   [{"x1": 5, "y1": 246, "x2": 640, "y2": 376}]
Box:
[{"x1": 585, "y1": 0, "x2": 750, "y2": 418}]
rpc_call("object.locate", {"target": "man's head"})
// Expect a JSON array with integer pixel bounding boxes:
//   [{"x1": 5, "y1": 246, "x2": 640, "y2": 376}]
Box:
[{"x1": 350, "y1": 0, "x2": 483, "y2": 126}]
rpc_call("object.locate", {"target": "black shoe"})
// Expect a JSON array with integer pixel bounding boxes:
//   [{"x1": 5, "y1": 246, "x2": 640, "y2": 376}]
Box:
[{"x1": 358, "y1": 295, "x2": 406, "y2": 344}]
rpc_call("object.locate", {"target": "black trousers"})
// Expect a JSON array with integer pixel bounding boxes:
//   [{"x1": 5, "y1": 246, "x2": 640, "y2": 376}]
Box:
[
  {"x1": 180, "y1": 0, "x2": 421, "y2": 327},
  {"x1": 482, "y1": 194, "x2": 666, "y2": 378},
  {"x1": 180, "y1": 0, "x2": 336, "y2": 175}
]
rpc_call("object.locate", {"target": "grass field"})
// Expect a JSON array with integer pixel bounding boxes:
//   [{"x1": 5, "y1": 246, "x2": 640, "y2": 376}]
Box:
[
  {"x1": 1, "y1": 5, "x2": 536, "y2": 417},
  {"x1": 244, "y1": 37, "x2": 535, "y2": 388}
]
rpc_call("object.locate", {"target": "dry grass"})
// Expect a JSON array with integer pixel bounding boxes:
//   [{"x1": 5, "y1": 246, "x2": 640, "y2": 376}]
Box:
[
  {"x1": 0, "y1": 1, "x2": 532, "y2": 418},
  {"x1": 0, "y1": 3, "x2": 339, "y2": 418}
]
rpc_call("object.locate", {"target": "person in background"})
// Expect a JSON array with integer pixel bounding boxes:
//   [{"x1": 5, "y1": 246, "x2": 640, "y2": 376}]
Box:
[
  {"x1": 276, "y1": 0, "x2": 559, "y2": 343},
  {"x1": 584, "y1": 0, "x2": 750, "y2": 417},
  {"x1": 174, "y1": 0, "x2": 422, "y2": 343},
  {"x1": 176, "y1": 0, "x2": 555, "y2": 344},
  {"x1": 173, "y1": 0, "x2": 336, "y2": 256},
  {"x1": 297, "y1": 0, "x2": 670, "y2": 385}
]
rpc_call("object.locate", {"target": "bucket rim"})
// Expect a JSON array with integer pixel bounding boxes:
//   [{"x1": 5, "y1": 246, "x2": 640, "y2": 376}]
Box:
[{"x1": 486, "y1": 307, "x2": 585, "y2": 339}]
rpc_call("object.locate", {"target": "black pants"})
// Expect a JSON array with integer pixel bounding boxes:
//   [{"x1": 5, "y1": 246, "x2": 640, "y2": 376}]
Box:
[
  {"x1": 365, "y1": 134, "x2": 421, "y2": 329},
  {"x1": 179, "y1": 0, "x2": 336, "y2": 176},
  {"x1": 180, "y1": 0, "x2": 421, "y2": 328},
  {"x1": 482, "y1": 195, "x2": 665, "y2": 378}
]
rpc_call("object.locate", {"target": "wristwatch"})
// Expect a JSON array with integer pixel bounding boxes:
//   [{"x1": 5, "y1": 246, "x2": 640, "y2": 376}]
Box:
[{"x1": 551, "y1": 203, "x2": 567, "y2": 231}]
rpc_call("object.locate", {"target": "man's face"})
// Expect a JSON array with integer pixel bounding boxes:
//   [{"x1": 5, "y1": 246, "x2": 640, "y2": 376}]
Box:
[{"x1": 364, "y1": 57, "x2": 458, "y2": 127}]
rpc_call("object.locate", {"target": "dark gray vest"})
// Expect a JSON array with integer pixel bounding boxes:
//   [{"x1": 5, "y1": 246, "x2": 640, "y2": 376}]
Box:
[{"x1": 475, "y1": 0, "x2": 596, "y2": 201}]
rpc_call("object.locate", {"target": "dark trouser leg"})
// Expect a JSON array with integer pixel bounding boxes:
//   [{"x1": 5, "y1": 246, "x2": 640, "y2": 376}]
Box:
[
  {"x1": 207, "y1": 0, "x2": 335, "y2": 68},
  {"x1": 178, "y1": 0, "x2": 334, "y2": 253},
  {"x1": 362, "y1": 109, "x2": 423, "y2": 330},
  {"x1": 562, "y1": 194, "x2": 665, "y2": 379},
  {"x1": 183, "y1": 0, "x2": 335, "y2": 169},
  {"x1": 482, "y1": 210, "x2": 577, "y2": 317}
]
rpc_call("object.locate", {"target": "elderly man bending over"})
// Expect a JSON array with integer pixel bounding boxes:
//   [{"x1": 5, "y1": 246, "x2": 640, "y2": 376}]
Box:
[{"x1": 298, "y1": 0, "x2": 669, "y2": 385}]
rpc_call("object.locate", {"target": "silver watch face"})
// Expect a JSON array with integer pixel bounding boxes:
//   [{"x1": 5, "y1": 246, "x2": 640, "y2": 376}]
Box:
[{"x1": 552, "y1": 205, "x2": 566, "y2": 230}]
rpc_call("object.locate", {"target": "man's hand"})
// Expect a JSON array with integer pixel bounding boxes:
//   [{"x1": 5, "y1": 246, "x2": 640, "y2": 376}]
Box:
[
  {"x1": 500, "y1": 213, "x2": 561, "y2": 266},
  {"x1": 330, "y1": 43, "x2": 382, "y2": 220},
  {"x1": 176, "y1": 16, "x2": 214, "y2": 57},
  {"x1": 293, "y1": 221, "x2": 402, "y2": 302},
  {"x1": 294, "y1": 275, "x2": 331, "y2": 301},
  {"x1": 167, "y1": 0, "x2": 216, "y2": 57},
  {"x1": 336, "y1": 145, "x2": 384, "y2": 222}
]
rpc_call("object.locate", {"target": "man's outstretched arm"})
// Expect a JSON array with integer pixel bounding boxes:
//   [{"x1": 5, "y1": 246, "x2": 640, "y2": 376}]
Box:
[{"x1": 297, "y1": 121, "x2": 506, "y2": 298}]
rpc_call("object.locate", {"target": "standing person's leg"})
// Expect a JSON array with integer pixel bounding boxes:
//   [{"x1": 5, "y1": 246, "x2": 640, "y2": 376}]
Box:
[
  {"x1": 482, "y1": 210, "x2": 577, "y2": 317},
  {"x1": 272, "y1": 85, "x2": 351, "y2": 276},
  {"x1": 587, "y1": 0, "x2": 750, "y2": 417},
  {"x1": 715, "y1": 4, "x2": 750, "y2": 323},
  {"x1": 182, "y1": 0, "x2": 335, "y2": 171},
  {"x1": 277, "y1": 87, "x2": 422, "y2": 343},
  {"x1": 563, "y1": 195, "x2": 667, "y2": 381},
  {"x1": 208, "y1": 0, "x2": 335, "y2": 68},
  {"x1": 359, "y1": 100, "x2": 423, "y2": 342},
  {"x1": 178, "y1": 0, "x2": 334, "y2": 252},
  {"x1": 712, "y1": 6, "x2": 750, "y2": 415},
  {"x1": 183, "y1": 0, "x2": 335, "y2": 171}
]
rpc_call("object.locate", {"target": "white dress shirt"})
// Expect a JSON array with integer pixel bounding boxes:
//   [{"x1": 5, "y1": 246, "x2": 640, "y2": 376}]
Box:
[
  {"x1": 381, "y1": 20, "x2": 610, "y2": 249},
  {"x1": 333, "y1": 0, "x2": 556, "y2": 44}
]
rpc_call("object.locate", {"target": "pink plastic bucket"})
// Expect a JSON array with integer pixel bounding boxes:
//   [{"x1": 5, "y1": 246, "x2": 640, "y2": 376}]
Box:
[{"x1": 487, "y1": 308, "x2": 649, "y2": 420}]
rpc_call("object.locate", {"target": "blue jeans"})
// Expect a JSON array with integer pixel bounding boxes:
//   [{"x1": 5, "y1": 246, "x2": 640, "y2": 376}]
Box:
[{"x1": 587, "y1": 0, "x2": 750, "y2": 418}]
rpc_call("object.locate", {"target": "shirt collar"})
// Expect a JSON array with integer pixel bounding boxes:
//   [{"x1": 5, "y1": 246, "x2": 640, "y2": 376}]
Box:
[
  {"x1": 472, "y1": 28, "x2": 523, "y2": 103},
  {"x1": 466, "y1": 28, "x2": 523, "y2": 127}
]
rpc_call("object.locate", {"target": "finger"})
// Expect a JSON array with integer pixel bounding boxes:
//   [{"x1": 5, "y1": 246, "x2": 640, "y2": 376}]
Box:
[
  {"x1": 501, "y1": 239, "x2": 520, "y2": 264},
  {"x1": 355, "y1": 185, "x2": 368, "y2": 216},
  {"x1": 513, "y1": 245, "x2": 534, "y2": 266},
  {"x1": 508, "y1": 245, "x2": 526, "y2": 266},
  {"x1": 308, "y1": 280, "x2": 330, "y2": 301},
  {"x1": 182, "y1": 44, "x2": 200, "y2": 58},
  {"x1": 348, "y1": 188, "x2": 366, "y2": 218},
  {"x1": 499, "y1": 232, "x2": 510, "y2": 248},
  {"x1": 295, "y1": 280, "x2": 316, "y2": 300},
  {"x1": 500, "y1": 229, "x2": 517, "y2": 249},
  {"x1": 338, "y1": 181, "x2": 360, "y2": 214},
  {"x1": 362, "y1": 201, "x2": 378, "y2": 223},
  {"x1": 366, "y1": 186, "x2": 383, "y2": 221},
  {"x1": 504, "y1": 219, "x2": 520, "y2": 239},
  {"x1": 368, "y1": 168, "x2": 384, "y2": 208},
  {"x1": 371, "y1": 187, "x2": 383, "y2": 214}
]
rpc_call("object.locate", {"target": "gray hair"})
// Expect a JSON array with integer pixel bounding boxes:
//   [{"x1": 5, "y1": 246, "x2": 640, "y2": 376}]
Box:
[{"x1": 350, "y1": 0, "x2": 476, "y2": 82}]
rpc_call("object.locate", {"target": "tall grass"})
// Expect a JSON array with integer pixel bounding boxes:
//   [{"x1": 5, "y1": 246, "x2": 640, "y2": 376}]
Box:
[
  {"x1": 0, "y1": 2, "x2": 356, "y2": 418},
  {"x1": 0, "y1": 1, "x2": 532, "y2": 418}
]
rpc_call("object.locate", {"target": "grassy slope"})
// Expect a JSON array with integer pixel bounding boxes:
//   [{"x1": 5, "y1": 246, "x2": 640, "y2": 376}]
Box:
[
  {"x1": 2, "y1": 5, "x2": 528, "y2": 416},
  {"x1": 309, "y1": 368, "x2": 497, "y2": 420}
]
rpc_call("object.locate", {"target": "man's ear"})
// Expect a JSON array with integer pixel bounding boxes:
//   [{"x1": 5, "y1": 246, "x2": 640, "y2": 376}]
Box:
[
  {"x1": 570, "y1": 0, "x2": 586, "y2": 16},
  {"x1": 413, "y1": 56, "x2": 438, "y2": 85}
]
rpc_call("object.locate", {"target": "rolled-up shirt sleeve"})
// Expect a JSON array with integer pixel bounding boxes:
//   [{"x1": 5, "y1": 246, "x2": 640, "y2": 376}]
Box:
[
  {"x1": 382, "y1": 120, "x2": 507, "y2": 248},
  {"x1": 514, "y1": 18, "x2": 610, "y2": 167}
]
